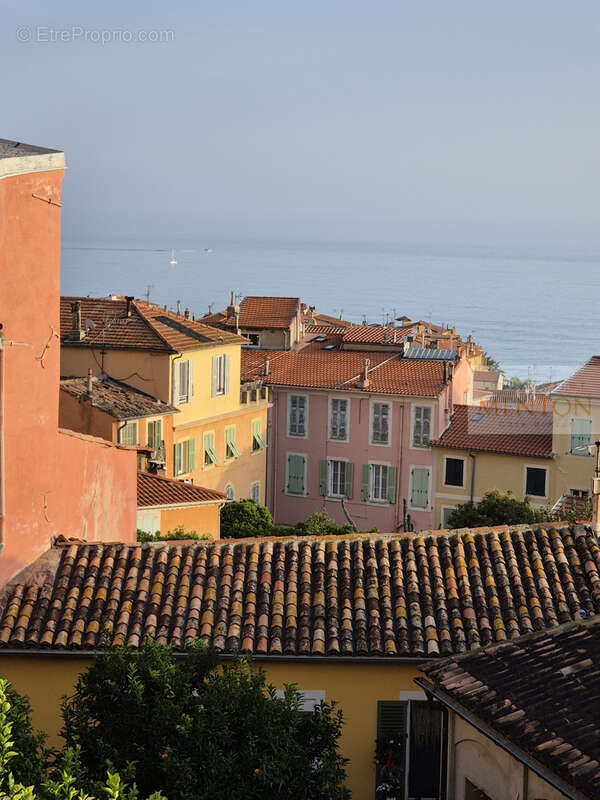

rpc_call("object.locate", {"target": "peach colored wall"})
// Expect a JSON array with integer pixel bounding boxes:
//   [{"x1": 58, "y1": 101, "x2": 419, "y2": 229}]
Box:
[
  {"x1": 160, "y1": 504, "x2": 221, "y2": 538},
  {"x1": 59, "y1": 391, "x2": 114, "y2": 442},
  {"x1": 0, "y1": 166, "x2": 136, "y2": 584},
  {"x1": 60, "y1": 348, "x2": 170, "y2": 401}
]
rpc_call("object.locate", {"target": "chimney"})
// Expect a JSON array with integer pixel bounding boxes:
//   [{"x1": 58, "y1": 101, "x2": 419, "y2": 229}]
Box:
[
  {"x1": 125, "y1": 295, "x2": 134, "y2": 317},
  {"x1": 308, "y1": 305, "x2": 316, "y2": 324},
  {"x1": 184, "y1": 308, "x2": 190, "y2": 319},
  {"x1": 226, "y1": 290, "x2": 240, "y2": 323},
  {"x1": 163, "y1": 304, "x2": 167, "y2": 311},
  {"x1": 264, "y1": 356, "x2": 270, "y2": 376},
  {"x1": 69, "y1": 301, "x2": 85, "y2": 341},
  {"x1": 86, "y1": 367, "x2": 93, "y2": 396},
  {"x1": 358, "y1": 358, "x2": 370, "y2": 390},
  {"x1": 176, "y1": 300, "x2": 182, "y2": 316},
  {"x1": 443, "y1": 361, "x2": 448, "y2": 384},
  {"x1": 393, "y1": 329, "x2": 397, "y2": 344},
  {"x1": 383, "y1": 329, "x2": 388, "y2": 345},
  {"x1": 234, "y1": 310, "x2": 241, "y2": 335}
]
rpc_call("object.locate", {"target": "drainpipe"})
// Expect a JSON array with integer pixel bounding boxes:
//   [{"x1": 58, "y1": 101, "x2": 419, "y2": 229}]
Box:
[
  {"x1": 0, "y1": 333, "x2": 5, "y2": 556},
  {"x1": 469, "y1": 452, "x2": 476, "y2": 503},
  {"x1": 591, "y1": 441, "x2": 600, "y2": 536}
]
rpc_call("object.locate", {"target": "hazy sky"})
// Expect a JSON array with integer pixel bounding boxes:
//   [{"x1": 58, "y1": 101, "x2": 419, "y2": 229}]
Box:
[{"x1": 3, "y1": 1, "x2": 599, "y2": 247}]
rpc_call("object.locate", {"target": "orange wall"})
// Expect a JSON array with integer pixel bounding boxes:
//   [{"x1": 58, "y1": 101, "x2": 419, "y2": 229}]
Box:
[
  {"x1": 59, "y1": 391, "x2": 114, "y2": 442},
  {"x1": 161, "y1": 504, "x2": 221, "y2": 538},
  {"x1": 0, "y1": 165, "x2": 136, "y2": 584}
]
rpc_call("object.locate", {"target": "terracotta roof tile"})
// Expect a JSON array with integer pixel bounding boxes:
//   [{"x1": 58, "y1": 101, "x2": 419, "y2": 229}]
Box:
[
  {"x1": 203, "y1": 296, "x2": 301, "y2": 330},
  {"x1": 431, "y1": 404, "x2": 553, "y2": 458},
  {"x1": 420, "y1": 614, "x2": 600, "y2": 800},
  {"x1": 60, "y1": 376, "x2": 178, "y2": 420},
  {"x1": 552, "y1": 356, "x2": 600, "y2": 398},
  {"x1": 134, "y1": 301, "x2": 246, "y2": 349},
  {"x1": 2, "y1": 525, "x2": 600, "y2": 657},
  {"x1": 137, "y1": 472, "x2": 226, "y2": 507}
]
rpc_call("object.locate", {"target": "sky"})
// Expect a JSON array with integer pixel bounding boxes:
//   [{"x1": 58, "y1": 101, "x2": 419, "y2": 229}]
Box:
[{"x1": 3, "y1": 1, "x2": 599, "y2": 248}]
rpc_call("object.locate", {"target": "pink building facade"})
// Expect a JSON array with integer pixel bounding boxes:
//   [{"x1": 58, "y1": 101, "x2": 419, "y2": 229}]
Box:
[{"x1": 268, "y1": 355, "x2": 472, "y2": 532}]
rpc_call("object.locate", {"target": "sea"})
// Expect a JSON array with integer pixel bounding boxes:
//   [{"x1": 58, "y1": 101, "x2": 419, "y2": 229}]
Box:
[{"x1": 60, "y1": 238, "x2": 600, "y2": 383}]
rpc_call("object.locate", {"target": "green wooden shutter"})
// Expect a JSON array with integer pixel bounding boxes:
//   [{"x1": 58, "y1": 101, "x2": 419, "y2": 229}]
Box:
[
  {"x1": 224, "y1": 354, "x2": 230, "y2": 395},
  {"x1": 174, "y1": 443, "x2": 181, "y2": 475},
  {"x1": 172, "y1": 361, "x2": 180, "y2": 405},
  {"x1": 211, "y1": 356, "x2": 218, "y2": 397},
  {"x1": 386, "y1": 466, "x2": 397, "y2": 504},
  {"x1": 344, "y1": 462, "x2": 354, "y2": 499},
  {"x1": 361, "y1": 464, "x2": 370, "y2": 501},
  {"x1": 288, "y1": 454, "x2": 305, "y2": 494},
  {"x1": 411, "y1": 468, "x2": 429, "y2": 508},
  {"x1": 188, "y1": 438, "x2": 195, "y2": 472},
  {"x1": 571, "y1": 418, "x2": 591, "y2": 454},
  {"x1": 319, "y1": 460, "x2": 329, "y2": 496}
]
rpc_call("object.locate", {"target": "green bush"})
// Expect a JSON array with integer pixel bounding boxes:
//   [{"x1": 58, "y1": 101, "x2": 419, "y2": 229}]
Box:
[
  {"x1": 61, "y1": 640, "x2": 349, "y2": 800},
  {"x1": 137, "y1": 526, "x2": 212, "y2": 543},
  {"x1": 220, "y1": 499, "x2": 273, "y2": 538},
  {"x1": 447, "y1": 489, "x2": 553, "y2": 529},
  {"x1": 0, "y1": 680, "x2": 46, "y2": 787}
]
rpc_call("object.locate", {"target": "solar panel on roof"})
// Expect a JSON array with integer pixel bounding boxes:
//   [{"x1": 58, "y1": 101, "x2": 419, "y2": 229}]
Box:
[{"x1": 404, "y1": 347, "x2": 457, "y2": 361}]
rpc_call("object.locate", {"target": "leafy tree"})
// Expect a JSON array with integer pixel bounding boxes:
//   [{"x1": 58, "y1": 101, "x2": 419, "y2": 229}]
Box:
[
  {"x1": 481, "y1": 351, "x2": 502, "y2": 374},
  {"x1": 220, "y1": 499, "x2": 273, "y2": 539},
  {"x1": 0, "y1": 680, "x2": 46, "y2": 787},
  {"x1": 61, "y1": 640, "x2": 349, "y2": 800},
  {"x1": 447, "y1": 489, "x2": 552, "y2": 529},
  {"x1": 294, "y1": 511, "x2": 353, "y2": 537},
  {"x1": 137, "y1": 525, "x2": 212, "y2": 543}
]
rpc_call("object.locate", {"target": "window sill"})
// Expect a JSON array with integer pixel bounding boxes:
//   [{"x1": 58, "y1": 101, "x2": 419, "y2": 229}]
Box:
[
  {"x1": 370, "y1": 440, "x2": 391, "y2": 447},
  {"x1": 443, "y1": 483, "x2": 465, "y2": 489}
]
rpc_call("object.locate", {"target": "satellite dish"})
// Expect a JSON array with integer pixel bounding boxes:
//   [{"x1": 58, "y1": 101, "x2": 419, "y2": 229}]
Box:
[{"x1": 85, "y1": 319, "x2": 95, "y2": 332}]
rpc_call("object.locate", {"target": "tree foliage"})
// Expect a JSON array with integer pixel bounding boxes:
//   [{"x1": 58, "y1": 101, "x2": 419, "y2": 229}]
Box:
[
  {"x1": 61, "y1": 640, "x2": 350, "y2": 800},
  {"x1": 446, "y1": 489, "x2": 552, "y2": 529},
  {"x1": 220, "y1": 499, "x2": 274, "y2": 539}
]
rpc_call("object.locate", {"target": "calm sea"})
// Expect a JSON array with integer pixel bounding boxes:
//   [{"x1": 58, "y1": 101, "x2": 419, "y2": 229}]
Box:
[{"x1": 60, "y1": 238, "x2": 600, "y2": 383}]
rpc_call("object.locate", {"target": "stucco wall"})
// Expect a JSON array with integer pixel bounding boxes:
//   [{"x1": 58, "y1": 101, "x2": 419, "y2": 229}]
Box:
[
  {"x1": 160, "y1": 504, "x2": 221, "y2": 538},
  {"x1": 551, "y1": 395, "x2": 599, "y2": 502},
  {"x1": 59, "y1": 391, "x2": 114, "y2": 442},
  {"x1": 451, "y1": 713, "x2": 568, "y2": 800},
  {"x1": 0, "y1": 655, "x2": 421, "y2": 800}
]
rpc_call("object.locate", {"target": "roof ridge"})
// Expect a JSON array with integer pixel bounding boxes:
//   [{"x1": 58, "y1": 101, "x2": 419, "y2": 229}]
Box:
[{"x1": 131, "y1": 300, "x2": 177, "y2": 352}]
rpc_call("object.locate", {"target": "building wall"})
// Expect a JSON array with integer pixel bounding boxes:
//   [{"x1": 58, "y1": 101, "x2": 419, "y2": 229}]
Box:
[
  {"x1": 0, "y1": 655, "x2": 421, "y2": 800},
  {"x1": 59, "y1": 391, "x2": 114, "y2": 442},
  {"x1": 174, "y1": 401, "x2": 269, "y2": 503},
  {"x1": 246, "y1": 328, "x2": 288, "y2": 350},
  {"x1": 434, "y1": 447, "x2": 555, "y2": 528},
  {"x1": 269, "y1": 387, "x2": 454, "y2": 531},
  {"x1": 551, "y1": 395, "x2": 600, "y2": 502},
  {"x1": 0, "y1": 163, "x2": 136, "y2": 584},
  {"x1": 450, "y1": 713, "x2": 568, "y2": 800},
  {"x1": 137, "y1": 503, "x2": 221, "y2": 538}
]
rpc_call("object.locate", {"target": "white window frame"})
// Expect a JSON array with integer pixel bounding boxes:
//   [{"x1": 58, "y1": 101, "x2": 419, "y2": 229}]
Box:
[
  {"x1": 368, "y1": 461, "x2": 390, "y2": 503},
  {"x1": 328, "y1": 396, "x2": 350, "y2": 442},
  {"x1": 287, "y1": 393, "x2": 309, "y2": 438},
  {"x1": 175, "y1": 359, "x2": 193, "y2": 405},
  {"x1": 443, "y1": 455, "x2": 466, "y2": 489},
  {"x1": 328, "y1": 458, "x2": 348, "y2": 499},
  {"x1": 370, "y1": 399, "x2": 392, "y2": 446},
  {"x1": 523, "y1": 464, "x2": 548, "y2": 500},
  {"x1": 410, "y1": 403, "x2": 434, "y2": 449},
  {"x1": 119, "y1": 420, "x2": 138, "y2": 446},
  {"x1": 251, "y1": 481, "x2": 260, "y2": 504},
  {"x1": 213, "y1": 354, "x2": 227, "y2": 396},
  {"x1": 408, "y1": 464, "x2": 431, "y2": 512},
  {"x1": 285, "y1": 451, "x2": 308, "y2": 497},
  {"x1": 440, "y1": 505, "x2": 456, "y2": 529},
  {"x1": 241, "y1": 331, "x2": 261, "y2": 348},
  {"x1": 225, "y1": 484, "x2": 235, "y2": 501},
  {"x1": 275, "y1": 689, "x2": 325, "y2": 712}
]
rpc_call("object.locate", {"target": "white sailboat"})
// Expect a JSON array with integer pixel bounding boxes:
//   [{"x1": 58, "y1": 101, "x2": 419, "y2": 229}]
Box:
[{"x1": 169, "y1": 249, "x2": 177, "y2": 265}]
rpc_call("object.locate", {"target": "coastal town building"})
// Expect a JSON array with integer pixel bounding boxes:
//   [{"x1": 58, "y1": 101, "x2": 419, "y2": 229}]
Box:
[
  {"x1": 0, "y1": 140, "x2": 137, "y2": 584},
  {"x1": 0, "y1": 523, "x2": 598, "y2": 798},
  {"x1": 60, "y1": 297, "x2": 270, "y2": 505},
  {"x1": 243, "y1": 342, "x2": 473, "y2": 530},
  {"x1": 418, "y1": 616, "x2": 600, "y2": 800},
  {"x1": 431, "y1": 403, "x2": 554, "y2": 528},
  {"x1": 203, "y1": 294, "x2": 304, "y2": 350}
]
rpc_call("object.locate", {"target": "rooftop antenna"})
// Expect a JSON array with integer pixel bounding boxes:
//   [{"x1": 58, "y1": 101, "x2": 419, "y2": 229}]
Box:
[{"x1": 145, "y1": 284, "x2": 154, "y2": 303}]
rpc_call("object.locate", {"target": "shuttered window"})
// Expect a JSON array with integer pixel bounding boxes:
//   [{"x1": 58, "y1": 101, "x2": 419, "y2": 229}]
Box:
[
  {"x1": 211, "y1": 354, "x2": 229, "y2": 397},
  {"x1": 363, "y1": 464, "x2": 397, "y2": 503},
  {"x1": 251, "y1": 482, "x2": 260, "y2": 503},
  {"x1": 203, "y1": 433, "x2": 219, "y2": 467},
  {"x1": 252, "y1": 420, "x2": 267, "y2": 451},
  {"x1": 287, "y1": 454, "x2": 306, "y2": 494},
  {"x1": 289, "y1": 395, "x2": 307, "y2": 436},
  {"x1": 147, "y1": 420, "x2": 162, "y2": 451},
  {"x1": 173, "y1": 439, "x2": 195, "y2": 476},
  {"x1": 372, "y1": 402, "x2": 390, "y2": 444},
  {"x1": 119, "y1": 420, "x2": 138, "y2": 446},
  {"x1": 329, "y1": 398, "x2": 348, "y2": 440},
  {"x1": 413, "y1": 406, "x2": 432, "y2": 447},
  {"x1": 571, "y1": 418, "x2": 592, "y2": 454},
  {"x1": 410, "y1": 467, "x2": 429, "y2": 508},
  {"x1": 225, "y1": 427, "x2": 241, "y2": 459},
  {"x1": 172, "y1": 359, "x2": 193, "y2": 405},
  {"x1": 376, "y1": 701, "x2": 408, "y2": 798}
]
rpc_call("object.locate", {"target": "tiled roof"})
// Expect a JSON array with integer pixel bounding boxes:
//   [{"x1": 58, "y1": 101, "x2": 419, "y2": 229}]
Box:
[
  {"x1": 304, "y1": 324, "x2": 350, "y2": 336},
  {"x1": 552, "y1": 356, "x2": 600, "y2": 398},
  {"x1": 419, "y1": 616, "x2": 600, "y2": 800},
  {"x1": 432, "y1": 404, "x2": 553, "y2": 458},
  {"x1": 0, "y1": 139, "x2": 61, "y2": 158},
  {"x1": 60, "y1": 376, "x2": 178, "y2": 421},
  {"x1": 473, "y1": 370, "x2": 501, "y2": 381},
  {"x1": 60, "y1": 297, "x2": 245, "y2": 352},
  {"x1": 306, "y1": 312, "x2": 352, "y2": 328},
  {"x1": 137, "y1": 472, "x2": 226, "y2": 508},
  {"x1": 341, "y1": 324, "x2": 412, "y2": 345},
  {"x1": 1, "y1": 524, "x2": 599, "y2": 655},
  {"x1": 553, "y1": 495, "x2": 591, "y2": 519},
  {"x1": 241, "y1": 348, "x2": 447, "y2": 396},
  {"x1": 203, "y1": 296, "x2": 301, "y2": 330}
]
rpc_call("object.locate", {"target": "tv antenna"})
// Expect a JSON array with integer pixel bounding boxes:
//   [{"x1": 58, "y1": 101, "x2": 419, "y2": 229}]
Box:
[{"x1": 145, "y1": 284, "x2": 154, "y2": 303}]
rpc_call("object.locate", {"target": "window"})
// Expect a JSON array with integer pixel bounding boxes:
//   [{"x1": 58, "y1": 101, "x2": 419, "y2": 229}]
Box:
[
  {"x1": 250, "y1": 389, "x2": 257, "y2": 402},
  {"x1": 571, "y1": 418, "x2": 592, "y2": 454},
  {"x1": 371, "y1": 402, "x2": 390, "y2": 444},
  {"x1": 361, "y1": 464, "x2": 396, "y2": 503},
  {"x1": 225, "y1": 485, "x2": 234, "y2": 501},
  {"x1": 444, "y1": 457, "x2": 464, "y2": 487},
  {"x1": 241, "y1": 391, "x2": 248, "y2": 404},
  {"x1": 410, "y1": 467, "x2": 429, "y2": 508},
  {"x1": 225, "y1": 427, "x2": 241, "y2": 460},
  {"x1": 242, "y1": 332, "x2": 261, "y2": 347},
  {"x1": 173, "y1": 439, "x2": 195, "y2": 476},
  {"x1": 252, "y1": 420, "x2": 267, "y2": 451},
  {"x1": 571, "y1": 488, "x2": 589, "y2": 498},
  {"x1": 287, "y1": 454, "x2": 306, "y2": 495},
  {"x1": 203, "y1": 432, "x2": 219, "y2": 467},
  {"x1": 251, "y1": 482, "x2": 260, "y2": 503},
  {"x1": 288, "y1": 395, "x2": 307, "y2": 437},
  {"x1": 526, "y1": 466, "x2": 547, "y2": 497},
  {"x1": 119, "y1": 420, "x2": 138, "y2": 446},
  {"x1": 276, "y1": 689, "x2": 324, "y2": 712},
  {"x1": 211, "y1": 354, "x2": 229, "y2": 397},
  {"x1": 320, "y1": 459, "x2": 353, "y2": 498},
  {"x1": 172, "y1": 359, "x2": 193, "y2": 405},
  {"x1": 260, "y1": 387, "x2": 267, "y2": 400},
  {"x1": 329, "y1": 398, "x2": 348, "y2": 440},
  {"x1": 413, "y1": 406, "x2": 432, "y2": 447},
  {"x1": 147, "y1": 419, "x2": 162, "y2": 451},
  {"x1": 441, "y1": 506, "x2": 456, "y2": 528}
]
